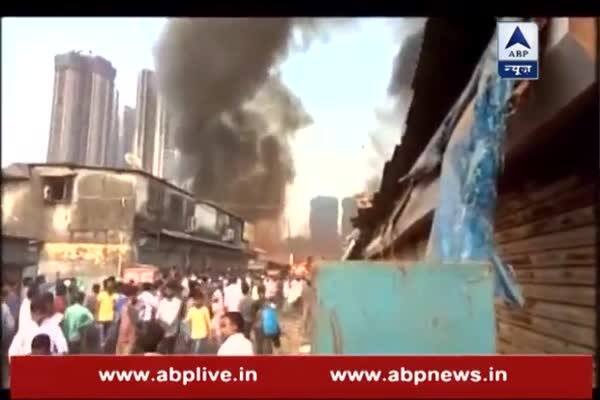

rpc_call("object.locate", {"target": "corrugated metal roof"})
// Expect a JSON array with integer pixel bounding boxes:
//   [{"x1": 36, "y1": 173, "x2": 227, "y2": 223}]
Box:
[{"x1": 361, "y1": 18, "x2": 497, "y2": 226}]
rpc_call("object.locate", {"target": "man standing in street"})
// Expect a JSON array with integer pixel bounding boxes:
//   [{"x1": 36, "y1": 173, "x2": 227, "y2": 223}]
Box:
[
  {"x1": 184, "y1": 292, "x2": 212, "y2": 354},
  {"x1": 224, "y1": 277, "x2": 242, "y2": 313},
  {"x1": 3, "y1": 283, "x2": 19, "y2": 324},
  {"x1": 63, "y1": 292, "x2": 94, "y2": 354},
  {"x1": 2, "y1": 288, "x2": 16, "y2": 387},
  {"x1": 238, "y1": 282, "x2": 253, "y2": 339},
  {"x1": 156, "y1": 281, "x2": 182, "y2": 354},
  {"x1": 116, "y1": 285, "x2": 140, "y2": 355},
  {"x1": 138, "y1": 282, "x2": 158, "y2": 335},
  {"x1": 9, "y1": 294, "x2": 68, "y2": 357},
  {"x1": 18, "y1": 284, "x2": 38, "y2": 332},
  {"x1": 97, "y1": 278, "x2": 118, "y2": 352},
  {"x1": 251, "y1": 285, "x2": 280, "y2": 354},
  {"x1": 85, "y1": 284, "x2": 100, "y2": 316},
  {"x1": 217, "y1": 312, "x2": 254, "y2": 356}
]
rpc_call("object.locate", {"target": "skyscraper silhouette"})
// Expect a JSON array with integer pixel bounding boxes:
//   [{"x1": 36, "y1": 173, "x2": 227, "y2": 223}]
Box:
[{"x1": 309, "y1": 196, "x2": 341, "y2": 258}]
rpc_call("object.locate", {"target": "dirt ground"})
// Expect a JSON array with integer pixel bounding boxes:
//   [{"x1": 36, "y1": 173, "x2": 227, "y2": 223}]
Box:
[{"x1": 276, "y1": 307, "x2": 310, "y2": 355}]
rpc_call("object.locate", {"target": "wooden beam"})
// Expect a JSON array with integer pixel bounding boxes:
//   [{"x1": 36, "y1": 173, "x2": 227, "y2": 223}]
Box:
[
  {"x1": 501, "y1": 246, "x2": 596, "y2": 269},
  {"x1": 514, "y1": 266, "x2": 595, "y2": 286},
  {"x1": 496, "y1": 309, "x2": 596, "y2": 348},
  {"x1": 496, "y1": 184, "x2": 595, "y2": 231},
  {"x1": 497, "y1": 301, "x2": 596, "y2": 328},
  {"x1": 497, "y1": 321, "x2": 594, "y2": 354},
  {"x1": 519, "y1": 283, "x2": 596, "y2": 307},
  {"x1": 496, "y1": 206, "x2": 595, "y2": 244},
  {"x1": 497, "y1": 338, "x2": 541, "y2": 354},
  {"x1": 497, "y1": 226, "x2": 595, "y2": 255}
]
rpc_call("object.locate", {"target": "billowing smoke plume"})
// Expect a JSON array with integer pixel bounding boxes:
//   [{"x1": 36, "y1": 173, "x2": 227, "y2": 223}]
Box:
[
  {"x1": 154, "y1": 18, "x2": 313, "y2": 221},
  {"x1": 364, "y1": 19, "x2": 426, "y2": 194},
  {"x1": 388, "y1": 27, "x2": 426, "y2": 97}
]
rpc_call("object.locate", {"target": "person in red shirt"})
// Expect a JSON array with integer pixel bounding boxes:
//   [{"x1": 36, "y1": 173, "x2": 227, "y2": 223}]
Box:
[{"x1": 116, "y1": 285, "x2": 140, "y2": 355}]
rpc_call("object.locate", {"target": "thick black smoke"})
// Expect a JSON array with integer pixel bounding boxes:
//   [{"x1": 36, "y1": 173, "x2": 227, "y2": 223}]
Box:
[
  {"x1": 364, "y1": 20, "x2": 426, "y2": 194},
  {"x1": 387, "y1": 28, "x2": 425, "y2": 96},
  {"x1": 154, "y1": 18, "x2": 313, "y2": 221}
]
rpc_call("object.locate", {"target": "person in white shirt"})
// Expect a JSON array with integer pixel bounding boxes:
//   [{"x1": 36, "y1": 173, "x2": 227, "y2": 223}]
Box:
[
  {"x1": 138, "y1": 283, "x2": 159, "y2": 322},
  {"x1": 181, "y1": 276, "x2": 190, "y2": 299},
  {"x1": 217, "y1": 312, "x2": 254, "y2": 356},
  {"x1": 209, "y1": 285, "x2": 224, "y2": 344},
  {"x1": 9, "y1": 294, "x2": 68, "y2": 358},
  {"x1": 223, "y1": 278, "x2": 242, "y2": 313},
  {"x1": 288, "y1": 278, "x2": 303, "y2": 305},
  {"x1": 18, "y1": 285, "x2": 38, "y2": 331},
  {"x1": 156, "y1": 282, "x2": 182, "y2": 354}
]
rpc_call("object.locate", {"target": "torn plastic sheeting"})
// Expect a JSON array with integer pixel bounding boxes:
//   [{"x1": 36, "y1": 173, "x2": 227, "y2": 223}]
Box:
[
  {"x1": 398, "y1": 62, "x2": 483, "y2": 187},
  {"x1": 426, "y1": 29, "x2": 524, "y2": 306}
]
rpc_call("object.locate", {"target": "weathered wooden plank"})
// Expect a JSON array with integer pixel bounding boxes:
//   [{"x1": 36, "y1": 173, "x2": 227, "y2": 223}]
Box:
[
  {"x1": 497, "y1": 175, "x2": 586, "y2": 218},
  {"x1": 501, "y1": 246, "x2": 596, "y2": 269},
  {"x1": 496, "y1": 184, "x2": 595, "y2": 230},
  {"x1": 496, "y1": 338, "x2": 542, "y2": 354},
  {"x1": 497, "y1": 321, "x2": 594, "y2": 354},
  {"x1": 496, "y1": 206, "x2": 596, "y2": 244},
  {"x1": 496, "y1": 336, "x2": 545, "y2": 354},
  {"x1": 496, "y1": 309, "x2": 596, "y2": 348},
  {"x1": 514, "y1": 266, "x2": 596, "y2": 285},
  {"x1": 519, "y1": 283, "x2": 596, "y2": 307},
  {"x1": 497, "y1": 226, "x2": 596, "y2": 255},
  {"x1": 497, "y1": 300, "x2": 596, "y2": 328}
]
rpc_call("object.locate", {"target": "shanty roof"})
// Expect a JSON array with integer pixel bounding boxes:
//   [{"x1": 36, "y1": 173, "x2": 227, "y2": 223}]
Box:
[
  {"x1": 2, "y1": 163, "x2": 31, "y2": 180},
  {"x1": 2, "y1": 162, "x2": 245, "y2": 221},
  {"x1": 351, "y1": 18, "x2": 598, "y2": 260},
  {"x1": 354, "y1": 18, "x2": 496, "y2": 232}
]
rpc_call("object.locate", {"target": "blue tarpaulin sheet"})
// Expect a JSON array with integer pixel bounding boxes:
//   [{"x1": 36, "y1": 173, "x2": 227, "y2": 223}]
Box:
[{"x1": 427, "y1": 27, "x2": 524, "y2": 306}]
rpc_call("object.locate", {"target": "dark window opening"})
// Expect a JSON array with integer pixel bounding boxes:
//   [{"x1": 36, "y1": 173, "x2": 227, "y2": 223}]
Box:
[
  {"x1": 42, "y1": 176, "x2": 73, "y2": 203},
  {"x1": 169, "y1": 194, "x2": 184, "y2": 225},
  {"x1": 147, "y1": 182, "x2": 163, "y2": 213}
]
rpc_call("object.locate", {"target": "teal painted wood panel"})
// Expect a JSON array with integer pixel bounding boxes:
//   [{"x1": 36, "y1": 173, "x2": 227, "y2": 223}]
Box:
[{"x1": 311, "y1": 261, "x2": 496, "y2": 354}]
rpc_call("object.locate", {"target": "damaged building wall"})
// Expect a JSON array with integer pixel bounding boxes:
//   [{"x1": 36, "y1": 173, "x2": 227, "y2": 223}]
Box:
[
  {"x1": 2, "y1": 163, "x2": 252, "y2": 284},
  {"x1": 22, "y1": 165, "x2": 140, "y2": 281},
  {"x1": 2, "y1": 179, "x2": 41, "y2": 239}
]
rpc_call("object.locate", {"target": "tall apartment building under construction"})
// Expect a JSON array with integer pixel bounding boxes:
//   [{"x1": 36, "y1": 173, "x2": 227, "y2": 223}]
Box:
[{"x1": 46, "y1": 51, "x2": 117, "y2": 166}]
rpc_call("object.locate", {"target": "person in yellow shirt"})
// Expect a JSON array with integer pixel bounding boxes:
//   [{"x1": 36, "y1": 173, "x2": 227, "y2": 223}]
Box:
[
  {"x1": 185, "y1": 291, "x2": 212, "y2": 354},
  {"x1": 96, "y1": 278, "x2": 118, "y2": 351}
]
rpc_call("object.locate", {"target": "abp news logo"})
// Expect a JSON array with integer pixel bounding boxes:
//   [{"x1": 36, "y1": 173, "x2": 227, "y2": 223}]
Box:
[{"x1": 497, "y1": 22, "x2": 539, "y2": 80}]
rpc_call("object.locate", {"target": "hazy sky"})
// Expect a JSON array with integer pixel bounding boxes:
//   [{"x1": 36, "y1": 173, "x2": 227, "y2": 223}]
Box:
[{"x1": 1, "y1": 17, "x2": 417, "y2": 236}]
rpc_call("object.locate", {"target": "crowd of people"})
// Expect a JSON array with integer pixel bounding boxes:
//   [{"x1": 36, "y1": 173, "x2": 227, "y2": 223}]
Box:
[{"x1": 1, "y1": 266, "x2": 313, "y2": 386}]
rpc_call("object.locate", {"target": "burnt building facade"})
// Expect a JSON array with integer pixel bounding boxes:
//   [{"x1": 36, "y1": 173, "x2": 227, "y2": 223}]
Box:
[{"x1": 2, "y1": 163, "x2": 254, "y2": 287}]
